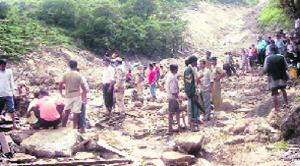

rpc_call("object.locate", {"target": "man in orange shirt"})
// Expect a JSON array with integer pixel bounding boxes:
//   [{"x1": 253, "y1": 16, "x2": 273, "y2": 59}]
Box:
[{"x1": 29, "y1": 90, "x2": 63, "y2": 129}]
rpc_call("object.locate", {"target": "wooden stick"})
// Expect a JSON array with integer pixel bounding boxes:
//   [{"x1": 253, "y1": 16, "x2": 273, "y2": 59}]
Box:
[{"x1": 12, "y1": 159, "x2": 133, "y2": 165}]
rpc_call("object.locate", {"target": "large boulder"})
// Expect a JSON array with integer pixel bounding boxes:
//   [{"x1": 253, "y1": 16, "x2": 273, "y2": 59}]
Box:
[
  {"x1": 10, "y1": 130, "x2": 36, "y2": 145},
  {"x1": 161, "y1": 151, "x2": 195, "y2": 165},
  {"x1": 175, "y1": 134, "x2": 206, "y2": 154},
  {"x1": 21, "y1": 128, "x2": 78, "y2": 158}
]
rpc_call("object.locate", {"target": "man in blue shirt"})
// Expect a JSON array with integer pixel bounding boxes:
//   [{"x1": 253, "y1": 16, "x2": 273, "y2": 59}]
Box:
[{"x1": 258, "y1": 37, "x2": 267, "y2": 67}]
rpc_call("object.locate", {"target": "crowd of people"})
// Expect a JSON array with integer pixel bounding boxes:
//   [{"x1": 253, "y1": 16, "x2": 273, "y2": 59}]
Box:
[{"x1": 0, "y1": 29, "x2": 297, "y2": 132}]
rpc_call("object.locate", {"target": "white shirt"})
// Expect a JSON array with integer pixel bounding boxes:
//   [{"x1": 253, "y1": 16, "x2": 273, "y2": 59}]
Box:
[
  {"x1": 102, "y1": 65, "x2": 115, "y2": 84},
  {"x1": 0, "y1": 69, "x2": 14, "y2": 97},
  {"x1": 198, "y1": 68, "x2": 213, "y2": 92},
  {"x1": 295, "y1": 18, "x2": 300, "y2": 29},
  {"x1": 165, "y1": 73, "x2": 179, "y2": 100},
  {"x1": 287, "y1": 44, "x2": 295, "y2": 53}
]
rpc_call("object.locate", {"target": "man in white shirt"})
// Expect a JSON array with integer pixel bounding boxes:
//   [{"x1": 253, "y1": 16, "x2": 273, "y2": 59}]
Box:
[
  {"x1": 0, "y1": 59, "x2": 18, "y2": 129},
  {"x1": 197, "y1": 60, "x2": 213, "y2": 121},
  {"x1": 295, "y1": 17, "x2": 300, "y2": 35},
  {"x1": 102, "y1": 58, "x2": 115, "y2": 115}
]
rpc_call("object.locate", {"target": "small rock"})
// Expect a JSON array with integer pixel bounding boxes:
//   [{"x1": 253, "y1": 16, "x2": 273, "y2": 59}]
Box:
[
  {"x1": 74, "y1": 152, "x2": 95, "y2": 160},
  {"x1": 133, "y1": 129, "x2": 151, "y2": 139},
  {"x1": 224, "y1": 136, "x2": 245, "y2": 145},
  {"x1": 175, "y1": 134, "x2": 205, "y2": 153},
  {"x1": 134, "y1": 101, "x2": 143, "y2": 107},
  {"x1": 218, "y1": 111, "x2": 229, "y2": 120},
  {"x1": 222, "y1": 99, "x2": 235, "y2": 111},
  {"x1": 142, "y1": 103, "x2": 163, "y2": 110},
  {"x1": 161, "y1": 151, "x2": 195, "y2": 165}
]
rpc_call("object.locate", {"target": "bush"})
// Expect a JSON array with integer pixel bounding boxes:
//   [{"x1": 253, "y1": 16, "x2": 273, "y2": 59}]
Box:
[{"x1": 0, "y1": 1, "x2": 9, "y2": 19}]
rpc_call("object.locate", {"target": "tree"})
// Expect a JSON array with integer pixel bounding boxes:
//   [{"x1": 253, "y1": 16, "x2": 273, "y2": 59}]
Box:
[{"x1": 279, "y1": 0, "x2": 300, "y2": 18}]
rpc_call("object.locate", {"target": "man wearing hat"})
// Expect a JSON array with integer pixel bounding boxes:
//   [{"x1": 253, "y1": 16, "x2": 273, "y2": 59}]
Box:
[
  {"x1": 114, "y1": 57, "x2": 126, "y2": 116},
  {"x1": 211, "y1": 57, "x2": 226, "y2": 112},
  {"x1": 102, "y1": 58, "x2": 115, "y2": 115}
]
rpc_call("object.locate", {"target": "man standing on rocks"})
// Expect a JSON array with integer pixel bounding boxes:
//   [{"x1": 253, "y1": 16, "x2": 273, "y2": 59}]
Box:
[
  {"x1": 184, "y1": 56, "x2": 200, "y2": 131},
  {"x1": 0, "y1": 59, "x2": 19, "y2": 129},
  {"x1": 205, "y1": 51, "x2": 212, "y2": 70},
  {"x1": 59, "y1": 60, "x2": 87, "y2": 128},
  {"x1": 241, "y1": 49, "x2": 249, "y2": 75},
  {"x1": 166, "y1": 64, "x2": 181, "y2": 132},
  {"x1": 198, "y1": 60, "x2": 213, "y2": 121},
  {"x1": 258, "y1": 37, "x2": 267, "y2": 67},
  {"x1": 102, "y1": 58, "x2": 115, "y2": 115},
  {"x1": 135, "y1": 64, "x2": 144, "y2": 103},
  {"x1": 249, "y1": 44, "x2": 257, "y2": 69},
  {"x1": 211, "y1": 57, "x2": 226, "y2": 112},
  {"x1": 148, "y1": 63, "x2": 157, "y2": 102},
  {"x1": 114, "y1": 57, "x2": 126, "y2": 116},
  {"x1": 263, "y1": 45, "x2": 289, "y2": 111}
]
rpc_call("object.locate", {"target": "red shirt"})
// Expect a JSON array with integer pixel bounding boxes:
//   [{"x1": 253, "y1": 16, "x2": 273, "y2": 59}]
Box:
[
  {"x1": 35, "y1": 96, "x2": 61, "y2": 121},
  {"x1": 148, "y1": 70, "x2": 156, "y2": 84}
]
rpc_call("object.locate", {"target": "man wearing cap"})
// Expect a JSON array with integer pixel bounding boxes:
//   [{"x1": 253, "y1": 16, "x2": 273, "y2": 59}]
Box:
[
  {"x1": 205, "y1": 51, "x2": 212, "y2": 70},
  {"x1": 114, "y1": 57, "x2": 126, "y2": 116},
  {"x1": 262, "y1": 45, "x2": 289, "y2": 111},
  {"x1": 0, "y1": 59, "x2": 19, "y2": 129},
  {"x1": 59, "y1": 60, "x2": 87, "y2": 128},
  {"x1": 211, "y1": 57, "x2": 226, "y2": 112},
  {"x1": 102, "y1": 58, "x2": 115, "y2": 115}
]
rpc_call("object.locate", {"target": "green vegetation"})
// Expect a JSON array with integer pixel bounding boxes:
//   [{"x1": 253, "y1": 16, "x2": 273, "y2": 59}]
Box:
[
  {"x1": 209, "y1": 0, "x2": 259, "y2": 5},
  {"x1": 257, "y1": 0, "x2": 291, "y2": 29},
  {"x1": 0, "y1": 0, "x2": 193, "y2": 60},
  {"x1": 274, "y1": 140, "x2": 289, "y2": 151}
]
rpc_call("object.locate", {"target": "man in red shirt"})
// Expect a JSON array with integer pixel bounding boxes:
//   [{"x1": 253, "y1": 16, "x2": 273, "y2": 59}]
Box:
[
  {"x1": 29, "y1": 90, "x2": 63, "y2": 129},
  {"x1": 148, "y1": 64, "x2": 157, "y2": 101}
]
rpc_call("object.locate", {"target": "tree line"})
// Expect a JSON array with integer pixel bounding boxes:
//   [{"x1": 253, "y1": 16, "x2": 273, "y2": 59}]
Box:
[{"x1": 0, "y1": 0, "x2": 192, "y2": 58}]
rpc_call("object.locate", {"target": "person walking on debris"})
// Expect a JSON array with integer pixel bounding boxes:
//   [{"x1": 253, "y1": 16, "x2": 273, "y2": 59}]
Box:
[
  {"x1": 184, "y1": 56, "x2": 203, "y2": 131},
  {"x1": 197, "y1": 60, "x2": 213, "y2": 121},
  {"x1": 0, "y1": 59, "x2": 19, "y2": 130},
  {"x1": 295, "y1": 17, "x2": 300, "y2": 37},
  {"x1": 211, "y1": 57, "x2": 226, "y2": 112},
  {"x1": 166, "y1": 64, "x2": 183, "y2": 132},
  {"x1": 114, "y1": 57, "x2": 126, "y2": 116},
  {"x1": 205, "y1": 51, "x2": 212, "y2": 70},
  {"x1": 249, "y1": 44, "x2": 257, "y2": 69},
  {"x1": 77, "y1": 68, "x2": 89, "y2": 133},
  {"x1": 223, "y1": 52, "x2": 239, "y2": 77},
  {"x1": 135, "y1": 64, "x2": 144, "y2": 103},
  {"x1": 59, "y1": 60, "x2": 87, "y2": 128},
  {"x1": 276, "y1": 34, "x2": 285, "y2": 55},
  {"x1": 154, "y1": 63, "x2": 160, "y2": 86},
  {"x1": 262, "y1": 45, "x2": 289, "y2": 111},
  {"x1": 258, "y1": 36, "x2": 267, "y2": 67},
  {"x1": 29, "y1": 90, "x2": 63, "y2": 129},
  {"x1": 148, "y1": 63, "x2": 157, "y2": 102},
  {"x1": 102, "y1": 58, "x2": 115, "y2": 115},
  {"x1": 241, "y1": 49, "x2": 249, "y2": 75}
]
